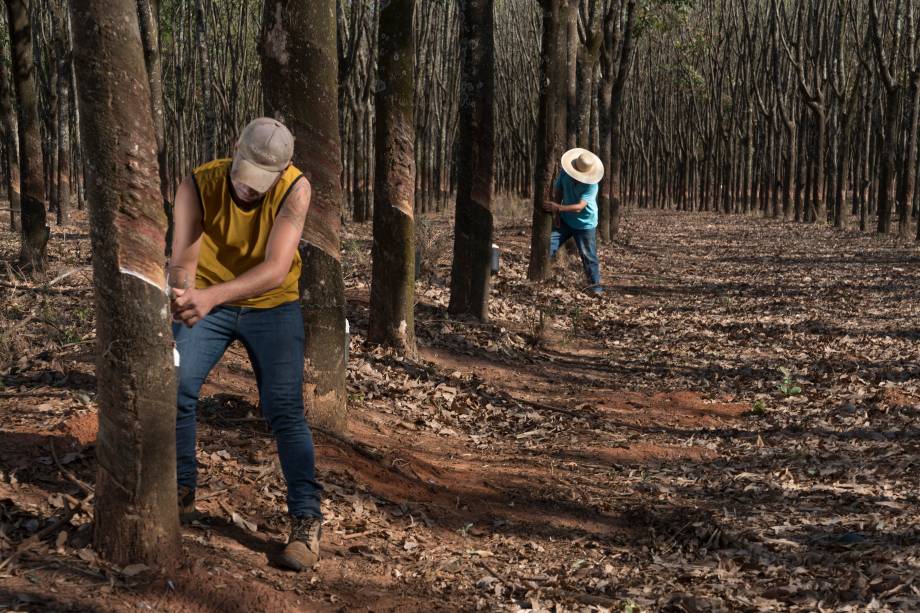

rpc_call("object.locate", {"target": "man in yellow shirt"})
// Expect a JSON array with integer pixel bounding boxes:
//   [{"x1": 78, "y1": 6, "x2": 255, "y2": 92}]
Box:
[{"x1": 169, "y1": 118, "x2": 320, "y2": 571}]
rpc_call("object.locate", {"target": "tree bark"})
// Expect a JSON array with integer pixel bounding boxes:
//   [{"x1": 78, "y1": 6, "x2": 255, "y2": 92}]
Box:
[
  {"x1": 564, "y1": 0, "x2": 577, "y2": 149},
  {"x1": 833, "y1": 108, "x2": 849, "y2": 228},
  {"x1": 5, "y1": 0, "x2": 48, "y2": 272},
  {"x1": 902, "y1": 71, "x2": 920, "y2": 240},
  {"x1": 870, "y1": 0, "x2": 901, "y2": 235},
  {"x1": 53, "y1": 0, "x2": 71, "y2": 226},
  {"x1": 597, "y1": 2, "x2": 617, "y2": 242},
  {"x1": 136, "y1": 0, "x2": 171, "y2": 242},
  {"x1": 49, "y1": 62, "x2": 60, "y2": 223},
  {"x1": 607, "y1": 0, "x2": 636, "y2": 237},
  {"x1": 782, "y1": 117, "x2": 796, "y2": 221},
  {"x1": 811, "y1": 106, "x2": 826, "y2": 223},
  {"x1": 0, "y1": 36, "x2": 20, "y2": 231},
  {"x1": 194, "y1": 0, "x2": 215, "y2": 160},
  {"x1": 262, "y1": 0, "x2": 348, "y2": 433},
  {"x1": 369, "y1": 0, "x2": 417, "y2": 355},
  {"x1": 877, "y1": 88, "x2": 898, "y2": 234},
  {"x1": 527, "y1": 0, "x2": 566, "y2": 282},
  {"x1": 576, "y1": 2, "x2": 602, "y2": 147},
  {"x1": 70, "y1": 0, "x2": 179, "y2": 567},
  {"x1": 449, "y1": 0, "x2": 495, "y2": 321}
]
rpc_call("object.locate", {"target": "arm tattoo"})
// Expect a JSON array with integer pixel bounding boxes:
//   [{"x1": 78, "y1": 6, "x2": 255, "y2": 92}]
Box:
[{"x1": 276, "y1": 179, "x2": 310, "y2": 232}]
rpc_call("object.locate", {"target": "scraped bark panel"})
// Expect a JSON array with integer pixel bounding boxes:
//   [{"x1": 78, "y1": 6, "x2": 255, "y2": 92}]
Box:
[
  {"x1": 449, "y1": 0, "x2": 495, "y2": 321},
  {"x1": 369, "y1": 0, "x2": 417, "y2": 355},
  {"x1": 70, "y1": 0, "x2": 178, "y2": 567}
]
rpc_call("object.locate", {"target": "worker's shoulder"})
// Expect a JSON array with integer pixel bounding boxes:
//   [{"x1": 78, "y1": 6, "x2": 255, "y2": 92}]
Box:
[
  {"x1": 281, "y1": 164, "x2": 307, "y2": 185},
  {"x1": 278, "y1": 165, "x2": 310, "y2": 199},
  {"x1": 193, "y1": 158, "x2": 232, "y2": 181}
]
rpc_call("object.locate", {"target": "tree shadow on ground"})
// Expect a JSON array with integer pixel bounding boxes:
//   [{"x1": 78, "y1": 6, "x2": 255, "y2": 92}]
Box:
[
  {"x1": 3, "y1": 366, "x2": 96, "y2": 393},
  {"x1": 195, "y1": 394, "x2": 633, "y2": 546},
  {"x1": 0, "y1": 496, "x2": 64, "y2": 542},
  {"x1": 197, "y1": 393, "x2": 267, "y2": 431},
  {"x1": 0, "y1": 588, "x2": 109, "y2": 613},
  {"x1": 719, "y1": 253, "x2": 920, "y2": 267},
  {"x1": 0, "y1": 431, "x2": 94, "y2": 497},
  {"x1": 184, "y1": 512, "x2": 285, "y2": 567}
]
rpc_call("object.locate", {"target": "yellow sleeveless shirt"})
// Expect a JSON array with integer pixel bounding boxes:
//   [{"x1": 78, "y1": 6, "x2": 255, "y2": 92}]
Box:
[{"x1": 192, "y1": 159, "x2": 303, "y2": 308}]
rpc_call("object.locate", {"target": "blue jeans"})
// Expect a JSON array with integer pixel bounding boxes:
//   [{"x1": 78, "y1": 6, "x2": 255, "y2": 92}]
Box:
[
  {"x1": 550, "y1": 221, "x2": 601, "y2": 288},
  {"x1": 173, "y1": 301, "x2": 322, "y2": 518}
]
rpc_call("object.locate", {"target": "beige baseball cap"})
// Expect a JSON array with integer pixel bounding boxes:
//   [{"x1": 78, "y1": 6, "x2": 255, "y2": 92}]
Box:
[{"x1": 230, "y1": 117, "x2": 294, "y2": 193}]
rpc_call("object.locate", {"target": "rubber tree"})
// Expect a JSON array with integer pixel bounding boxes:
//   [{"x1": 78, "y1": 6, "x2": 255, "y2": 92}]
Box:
[
  {"x1": 4, "y1": 0, "x2": 47, "y2": 272},
  {"x1": 564, "y1": 0, "x2": 578, "y2": 149},
  {"x1": 575, "y1": 0, "x2": 603, "y2": 148},
  {"x1": 52, "y1": 0, "x2": 71, "y2": 226},
  {"x1": 869, "y1": 0, "x2": 901, "y2": 235},
  {"x1": 528, "y1": 0, "x2": 567, "y2": 282},
  {"x1": 194, "y1": 0, "x2": 215, "y2": 160},
  {"x1": 368, "y1": 0, "x2": 417, "y2": 356},
  {"x1": 598, "y1": 0, "x2": 636, "y2": 240},
  {"x1": 0, "y1": 24, "x2": 20, "y2": 232},
  {"x1": 262, "y1": 0, "x2": 348, "y2": 433},
  {"x1": 70, "y1": 0, "x2": 180, "y2": 567},
  {"x1": 449, "y1": 0, "x2": 496, "y2": 320},
  {"x1": 136, "y1": 0, "x2": 173, "y2": 246}
]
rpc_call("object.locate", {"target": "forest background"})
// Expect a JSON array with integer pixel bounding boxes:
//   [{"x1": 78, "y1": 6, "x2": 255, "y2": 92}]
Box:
[{"x1": 0, "y1": 0, "x2": 918, "y2": 611}]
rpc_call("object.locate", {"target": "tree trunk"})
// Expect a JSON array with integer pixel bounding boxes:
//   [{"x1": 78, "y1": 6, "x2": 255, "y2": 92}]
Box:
[
  {"x1": 812, "y1": 107, "x2": 826, "y2": 224},
  {"x1": 597, "y1": 0, "x2": 619, "y2": 242},
  {"x1": 598, "y1": 58, "x2": 612, "y2": 241},
  {"x1": 449, "y1": 0, "x2": 494, "y2": 321},
  {"x1": 262, "y1": 0, "x2": 348, "y2": 433},
  {"x1": 902, "y1": 73, "x2": 920, "y2": 240},
  {"x1": 576, "y1": 39, "x2": 600, "y2": 147},
  {"x1": 5, "y1": 0, "x2": 48, "y2": 272},
  {"x1": 527, "y1": 0, "x2": 565, "y2": 282},
  {"x1": 565, "y1": 0, "x2": 577, "y2": 149},
  {"x1": 72, "y1": 48, "x2": 86, "y2": 213},
  {"x1": 53, "y1": 0, "x2": 70, "y2": 225},
  {"x1": 795, "y1": 117, "x2": 807, "y2": 222},
  {"x1": 369, "y1": 0, "x2": 417, "y2": 355},
  {"x1": 834, "y1": 112, "x2": 849, "y2": 229},
  {"x1": 70, "y1": 0, "x2": 179, "y2": 567},
  {"x1": 352, "y1": 104, "x2": 367, "y2": 222},
  {"x1": 608, "y1": 0, "x2": 636, "y2": 236},
  {"x1": 195, "y1": 0, "x2": 215, "y2": 160},
  {"x1": 804, "y1": 135, "x2": 815, "y2": 222},
  {"x1": 877, "y1": 87, "x2": 899, "y2": 234},
  {"x1": 744, "y1": 111, "x2": 754, "y2": 214},
  {"x1": 781, "y1": 118, "x2": 795, "y2": 221},
  {"x1": 49, "y1": 64, "x2": 60, "y2": 223},
  {"x1": 137, "y1": 0, "x2": 171, "y2": 243},
  {"x1": 363, "y1": 99, "x2": 374, "y2": 220},
  {"x1": 0, "y1": 38, "x2": 20, "y2": 231}
]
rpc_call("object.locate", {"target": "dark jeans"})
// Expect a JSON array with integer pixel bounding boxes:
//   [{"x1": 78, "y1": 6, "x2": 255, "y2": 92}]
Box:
[
  {"x1": 550, "y1": 220, "x2": 601, "y2": 288},
  {"x1": 173, "y1": 301, "x2": 322, "y2": 518}
]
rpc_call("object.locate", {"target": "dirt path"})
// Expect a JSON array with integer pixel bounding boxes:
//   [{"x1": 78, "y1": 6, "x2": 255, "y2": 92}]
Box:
[{"x1": 0, "y1": 209, "x2": 918, "y2": 611}]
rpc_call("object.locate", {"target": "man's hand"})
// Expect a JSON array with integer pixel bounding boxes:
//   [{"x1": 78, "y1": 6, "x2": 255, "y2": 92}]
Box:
[
  {"x1": 542, "y1": 200, "x2": 559, "y2": 213},
  {"x1": 171, "y1": 287, "x2": 217, "y2": 327}
]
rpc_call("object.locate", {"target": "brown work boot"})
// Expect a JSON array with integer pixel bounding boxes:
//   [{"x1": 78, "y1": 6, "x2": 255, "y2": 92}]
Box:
[
  {"x1": 278, "y1": 516, "x2": 321, "y2": 571},
  {"x1": 177, "y1": 485, "x2": 196, "y2": 518}
]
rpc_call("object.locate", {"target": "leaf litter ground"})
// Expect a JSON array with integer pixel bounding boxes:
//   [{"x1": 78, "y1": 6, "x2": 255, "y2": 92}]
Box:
[{"x1": 0, "y1": 208, "x2": 917, "y2": 612}]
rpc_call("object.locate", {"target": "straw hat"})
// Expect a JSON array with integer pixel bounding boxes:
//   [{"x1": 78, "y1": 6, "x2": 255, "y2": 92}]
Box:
[{"x1": 561, "y1": 148, "x2": 604, "y2": 185}]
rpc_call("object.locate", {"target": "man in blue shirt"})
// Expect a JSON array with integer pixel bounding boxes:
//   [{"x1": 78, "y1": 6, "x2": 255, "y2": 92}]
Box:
[{"x1": 542, "y1": 148, "x2": 604, "y2": 295}]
